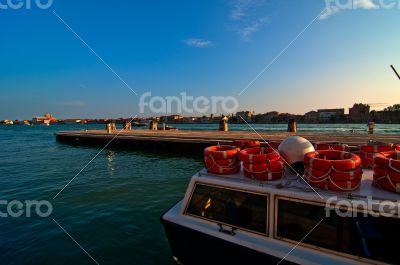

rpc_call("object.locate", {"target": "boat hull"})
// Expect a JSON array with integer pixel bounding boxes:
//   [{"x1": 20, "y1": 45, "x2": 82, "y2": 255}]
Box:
[{"x1": 161, "y1": 216, "x2": 297, "y2": 265}]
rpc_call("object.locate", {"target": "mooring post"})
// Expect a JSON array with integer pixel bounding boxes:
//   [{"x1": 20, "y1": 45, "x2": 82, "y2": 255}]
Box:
[
  {"x1": 219, "y1": 115, "x2": 228, "y2": 131},
  {"x1": 106, "y1": 123, "x2": 112, "y2": 134},
  {"x1": 111, "y1": 122, "x2": 117, "y2": 131},
  {"x1": 124, "y1": 121, "x2": 131, "y2": 130},
  {"x1": 288, "y1": 119, "x2": 297, "y2": 133},
  {"x1": 149, "y1": 118, "x2": 158, "y2": 130},
  {"x1": 368, "y1": 121, "x2": 375, "y2": 134}
]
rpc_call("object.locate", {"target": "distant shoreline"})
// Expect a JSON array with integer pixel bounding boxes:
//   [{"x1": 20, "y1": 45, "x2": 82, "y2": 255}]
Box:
[{"x1": 1, "y1": 122, "x2": 399, "y2": 125}]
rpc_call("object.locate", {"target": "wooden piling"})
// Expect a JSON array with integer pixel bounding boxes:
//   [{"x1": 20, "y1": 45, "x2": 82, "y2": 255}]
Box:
[
  {"x1": 288, "y1": 119, "x2": 297, "y2": 133},
  {"x1": 368, "y1": 122, "x2": 375, "y2": 134}
]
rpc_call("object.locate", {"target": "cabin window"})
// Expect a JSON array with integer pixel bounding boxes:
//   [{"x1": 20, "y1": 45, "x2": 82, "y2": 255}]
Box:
[
  {"x1": 185, "y1": 183, "x2": 268, "y2": 234},
  {"x1": 276, "y1": 198, "x2": 400, "y2": 264}
]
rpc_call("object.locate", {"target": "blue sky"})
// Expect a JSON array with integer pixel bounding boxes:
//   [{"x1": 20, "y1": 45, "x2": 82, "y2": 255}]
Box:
[{"x1": 0, "y1": 0, "x2": 399, "y2": 119}]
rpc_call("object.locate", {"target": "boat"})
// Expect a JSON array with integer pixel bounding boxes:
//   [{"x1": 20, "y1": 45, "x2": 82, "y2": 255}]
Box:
[
  {"x1": 158, "y1": 125, "x2": 178, "y2": 131},
  {"x1": 132, "y1": 121, "x2": 148, "y2": 127},
  {"x1": 161, "y1": 139, "x2": 400, "y2": 265}
]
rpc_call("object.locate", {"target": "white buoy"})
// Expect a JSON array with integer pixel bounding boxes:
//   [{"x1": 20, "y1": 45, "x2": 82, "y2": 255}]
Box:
[{"x1": 278, "y1": 136, "x2": 315, "y2": 174}]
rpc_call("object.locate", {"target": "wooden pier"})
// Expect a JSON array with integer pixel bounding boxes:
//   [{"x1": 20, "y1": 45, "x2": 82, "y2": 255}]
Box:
[{"x1": 56, "y1": 129, "x2": 400, "y2": 155}]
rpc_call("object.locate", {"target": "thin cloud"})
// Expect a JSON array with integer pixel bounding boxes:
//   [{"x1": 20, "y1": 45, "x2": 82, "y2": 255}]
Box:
[
  {"x1": 320, "y1": 0, "x2": 378, "y2": 20},
  {"x1": 238, "y1": 16, "x2": 269, "y2": 41},
  {"x1": 184, "y1": 38, "x2": 214, "y2": 48},
  {"x1": 229, "y1": 0, "x2": 268, "y2": 41},
  {"x1": 231, "y1": 0, "x2": 255, "y2": 20}
]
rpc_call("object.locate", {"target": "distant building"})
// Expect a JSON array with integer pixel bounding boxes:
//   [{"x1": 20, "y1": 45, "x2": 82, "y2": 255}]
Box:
[
  {"x1": 236, "y1": 111, "x2": 254, "y2": 123},
  {"x1": 273, "y1": 113, "x2": 300, "y2": 123},
  {"x1": 371, "y1": 110, "x2": 400, "y2": 123},
  {"x1": 317, "y1": 109, "x2": 345, "y2": 122},
  {"x1": 166, "y1": 115, "x2": 183, "y2": 123},
  {"x1": 303, "y1": 111, "x2": 318, "y2": 123},
  {"x1": 1, "y1": 120, "x2": 14, "y2": 125},
  {"x1": 254, "y1": 111, "x2": 279, "y2": 123},
  {"x1": 200, "y1": 116, "x2": 209, "y2": 123},
  {"x1": 349, "y1": 103, "x2": 370, "y2": 123},
  {"x1": 62, "y1": 119, "x2": 83, "y2": 124},
  {"x1": 32, "y1": 113, "x2": 57, "y2": 124},
  {"x1": 180, "y1": 116, "x2": 201, "y2": 123}
]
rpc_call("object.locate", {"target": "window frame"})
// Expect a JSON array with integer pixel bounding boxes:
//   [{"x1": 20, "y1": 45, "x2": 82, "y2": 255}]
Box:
[
  {"x1": 184, "y1": 182, "x2": 270, "y2": 236},
  {"x1": 273, "y1": 195, "x2": 396, "y2": 265}
]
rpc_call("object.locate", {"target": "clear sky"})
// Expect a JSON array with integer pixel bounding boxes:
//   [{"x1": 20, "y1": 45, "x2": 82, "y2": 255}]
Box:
[{"x1": 1, "y1": 0, "x2": 399, "y2": 119}]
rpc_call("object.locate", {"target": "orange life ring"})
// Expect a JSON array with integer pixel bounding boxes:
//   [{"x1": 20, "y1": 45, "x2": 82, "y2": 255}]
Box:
[
  {"x1": 232, "y1": 140, "x2": 260, "y2": 149},
  {"x1": 306, "y1": 165, "x2": 363, "y2": 181},
  {"x1": 204, "y1": 145, "x2": 239, "y2": 159},
  {"x1": 394, "y1": 144, "x2": 400, "y2": 151},
  {"x1": 304, "y1": 150, "x2": 361, "y2": 171},
  {"x1": 204, "y1": 145, "x2": 240, "y2": 175},
  {"x1": 265, "y1": 141, "x2": 281, "y2": 149},
  {"x1": 204, "y1": 157, "x2": 237, "y2": 168},
  {"x1": 239, "y1": 147, "x2": 280, "y2": 164},
  {"x1": 359, "y1": 152, "x2": 374, "y2": 168},
  {"x1": 243, "y1": 169, "x2": 282, "y2": 181},
  {"x1": 304, "y1": 173, "x2": 328, "y2": 189},
  {"x1": 304, "y1": 166, "x2": 330, "y2": 179},
  {"x1": 373, "y1": 152, "x2": 400, "y2": 189},
  {"x1": 327, "y1": 178, "x2": 361, "y2": 191},
  {"x1": 359, "y1": 144, "x2": 393, "y2": 153},
  {"x1": 359, "y1": 144, "x2": 394, "y2": 168},
  {"x1": 330, "y1": 167, "x2": 363, "y2": 181},
  {"x1": 313, "y1": 142, "x2": 349, "y2": 151},
  {"x1": 207, "y1": 164, "x2": 241, "y2": 175},
  {"x1": 373, "y1": 151, "x2": 400, "y2": 169},
  {"x1": 374, "y1": 175, "x2": 400, "y2": 193},
  {"x1": 373, "y1": 165, "x2": 400, "y2": 182},
  {"x1": 242, "y1": 160, "x2": 284, "y2": 173},
  {"x1": 305, "y1": 171, "x2": 361, "y2": 191}
]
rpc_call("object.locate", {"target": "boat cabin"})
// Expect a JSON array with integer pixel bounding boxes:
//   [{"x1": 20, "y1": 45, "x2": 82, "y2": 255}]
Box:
[{"x1": 161, "y1": 168, "x2": 400, "y2": 265}]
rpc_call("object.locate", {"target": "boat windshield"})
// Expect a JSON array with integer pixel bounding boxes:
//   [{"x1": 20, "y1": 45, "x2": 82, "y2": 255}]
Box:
[
  {"x1": 276, "y1": 198, "x2": 400, "y2": 264},
  {"x1": 185, "y1": 183, "x2": 268, "y2": 235}
]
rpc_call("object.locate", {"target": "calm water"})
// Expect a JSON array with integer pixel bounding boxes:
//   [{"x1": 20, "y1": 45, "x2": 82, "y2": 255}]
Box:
[
  {"x1": 0, "y1": 123, "x2": 399, "y2": 265},
  {"x1": 0, "y1": 124, "x2": 203, "y2": 265},
  {"x1": 170, "y1": 123, "x2": 400, "y2": 134}
]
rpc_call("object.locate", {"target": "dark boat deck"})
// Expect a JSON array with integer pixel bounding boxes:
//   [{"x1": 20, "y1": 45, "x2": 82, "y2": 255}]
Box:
[{"x1": 55, "y1": 129, "x2": 400, "y2": 154}]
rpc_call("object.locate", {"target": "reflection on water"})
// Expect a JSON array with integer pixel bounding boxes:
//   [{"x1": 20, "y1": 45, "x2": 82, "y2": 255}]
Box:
[{"x1": 107, "y1": 150, "x2": 115, "y2": 174}]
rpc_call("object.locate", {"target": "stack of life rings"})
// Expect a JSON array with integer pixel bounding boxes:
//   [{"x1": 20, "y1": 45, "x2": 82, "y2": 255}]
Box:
[
  {"x1": 204, "y1": 145, "x2": 240, "y2": 174},
  {"x1": 232, "y1": 140, "x2": 260, "y2": 150},
  {"x1": 239, "y1": 147, "x2": 284, "y2": 181},
  {"x1": 263, "y1": 141, "x2": 281, "y2": 150},
  {"x1": 373, "y1": 151, "x2": 400, "y2": 193},
  {"x1": 359, "y1": 144, "x2": 394, "y2": 168},
  {"x1": 304, "y1": 150, "x2": 363, "y2": 191},
  {"x1": 313, "y1": 142, "x2": 349, "y2": 152}
]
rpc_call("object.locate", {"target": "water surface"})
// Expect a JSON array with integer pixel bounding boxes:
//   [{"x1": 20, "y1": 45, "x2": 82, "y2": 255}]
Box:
[{"x1": 0, "y1": 123, "x2": 398, "y2": 264}]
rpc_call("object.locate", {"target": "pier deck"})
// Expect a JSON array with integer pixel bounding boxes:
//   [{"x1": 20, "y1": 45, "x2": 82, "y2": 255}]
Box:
[{"x1": 56, "y1": 129, "x2": 400, "y2": 154}]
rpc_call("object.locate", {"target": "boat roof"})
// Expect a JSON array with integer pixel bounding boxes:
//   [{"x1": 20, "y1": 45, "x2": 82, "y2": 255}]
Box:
[{"x1": 193, "y1": 168, "x2": 400, "y2": 204}]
